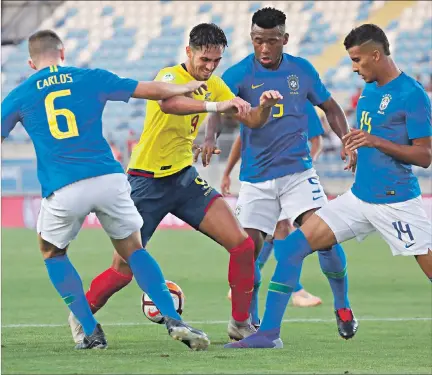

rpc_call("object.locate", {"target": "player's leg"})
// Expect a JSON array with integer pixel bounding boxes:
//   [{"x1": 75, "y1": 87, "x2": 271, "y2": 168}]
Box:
[
  {"x1": 172, "y1": 168, "x2": 269, "y2": 340},
  {"x1": 282, "y1": 170, "x2": 353, "y2": 333},
  {"x1": 96, "y1": 173, "x2": 210, "y2": 350},
  {"x1": 270, "y1": 218, "x2": 323, "y2": 308},
  {"x1": 366, "y1": 195, "x2": 432, "y2": 280},
  {"x1": 37, "y1": 183, "x2": 107, "y2": 349},
  {"x1": 225, "y1": 190, "x2": 373, "y2": 348}
]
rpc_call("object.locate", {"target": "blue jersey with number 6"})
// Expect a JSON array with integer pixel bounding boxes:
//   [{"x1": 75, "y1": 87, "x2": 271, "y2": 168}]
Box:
[
  {"x1": 222, "y1": 53, "x2": 330, "y2": 183},
  {"x1": 1, "y1": 65, "x2": 138, "y2": 198},
  {"x1": 353, "y1": 72, "x2": 432, "y2": 204}
]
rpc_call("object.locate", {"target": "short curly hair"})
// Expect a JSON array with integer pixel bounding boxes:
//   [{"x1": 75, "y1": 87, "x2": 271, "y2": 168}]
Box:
[{"x1": 252, "y1": 7, "x2": 286, "y2": 29}]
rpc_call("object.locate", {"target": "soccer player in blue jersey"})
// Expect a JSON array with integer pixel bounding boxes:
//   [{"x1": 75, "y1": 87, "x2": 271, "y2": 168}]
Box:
[
  {"x1": 200, "y1": 8, "x2": 358, "y2": 342},
  {"x1": 1, "y1": 29, "x2": 212, "y2": 350},
  {"x1": 222, "y1": 102, "x2": 326, "y2": 317},
  {"x1": 225, "y1": 23, "x2": 432, "y2": 349}
]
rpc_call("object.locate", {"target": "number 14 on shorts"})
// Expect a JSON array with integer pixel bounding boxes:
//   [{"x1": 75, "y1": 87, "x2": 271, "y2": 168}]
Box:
[{"x1": 392, "y1": 221, "x2": 415, "y2": 248}]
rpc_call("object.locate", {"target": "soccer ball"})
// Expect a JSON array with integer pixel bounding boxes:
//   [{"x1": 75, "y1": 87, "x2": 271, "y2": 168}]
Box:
[{"x1": 141, "y1": 280, "x2": 185, "y2": 324}]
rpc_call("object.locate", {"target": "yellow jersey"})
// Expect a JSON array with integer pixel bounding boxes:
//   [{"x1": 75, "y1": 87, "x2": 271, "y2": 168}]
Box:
[{"x1": 127, "y1": 64, "x2": 235, "y2": 177}]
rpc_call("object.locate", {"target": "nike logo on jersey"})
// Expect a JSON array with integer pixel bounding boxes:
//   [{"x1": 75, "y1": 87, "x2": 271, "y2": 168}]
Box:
[
  {"x1": 405, "y1": 242, "x2": 415, "y2": 249},
  {"x1": 312, "y1": 196, "x2": 323, "y2": 201},
  {"x1": 359, "y1": 96, "x2": 366, "y2": 99},
  {"x1": 251, "y1": 83, "x2": 264, "y2": 89}
]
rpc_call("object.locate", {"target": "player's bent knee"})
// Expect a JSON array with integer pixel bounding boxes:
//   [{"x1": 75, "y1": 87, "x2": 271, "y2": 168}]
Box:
[
  {"x1": 300, "y1": 214, "x2": 337, "y2": 251},
  {"x1": 38, "y1": 234, "x2": 67, "y2": 259},
  {"x1": 110, "y1": 230, "x2": 143, "y2": 261}
]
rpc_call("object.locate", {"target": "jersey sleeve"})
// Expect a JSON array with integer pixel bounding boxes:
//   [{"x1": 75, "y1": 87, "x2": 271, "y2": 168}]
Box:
[
  {"x1": 406, "y1": 88, "x2": 432, "y2": 139},
  {"x1": 154, "y1": 68, "x2": 185, "y2": 84},
  {"x1": 213, "y1": 75, "x2": 236, "y2": 102},
  {"x1": 1, "y1": 92, "x2": 21, "y2": 138},
  {"x1": 93, "y1": 68, "x2": 138, "y2": 102},
  {"x1": 302, "y1": 59, "x2": 331, "y2": 106},
  {"x1": 306, "y1": 103, "x2": 325, "y2": 138},
  {"x1": 221, "y1": 65, "x2": 243, "y2": 96}
]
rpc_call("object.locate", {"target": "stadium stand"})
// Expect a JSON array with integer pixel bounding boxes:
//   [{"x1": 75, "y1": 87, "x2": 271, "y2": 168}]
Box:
[{"x1": 2, "y1": 1, "x2": 431, "y2": 195}]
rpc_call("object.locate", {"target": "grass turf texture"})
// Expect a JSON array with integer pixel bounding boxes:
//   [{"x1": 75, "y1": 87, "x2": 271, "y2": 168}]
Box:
[{"x1": 2, "y1": 228, "x2": 431, "y2": 374}]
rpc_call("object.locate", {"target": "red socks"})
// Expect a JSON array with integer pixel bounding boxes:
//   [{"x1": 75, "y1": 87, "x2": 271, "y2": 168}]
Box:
[
  {"x1": 228, "y1": 236, "x2": 255, "y2": 322},
  {"x1": 85, "y1": 267, "x2": 132, "y2": 314}
]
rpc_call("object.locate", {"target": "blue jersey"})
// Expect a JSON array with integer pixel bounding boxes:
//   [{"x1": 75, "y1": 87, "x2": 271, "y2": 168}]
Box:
[
  {"x1": 352, "y1": 72, "x2": 432, "y2": 204},
  {"x1": 1, "y1": 65, "x2": 138, "y2": 198},
  {"x1": 222, "y1": 53, "x2": 330, "y2": 183}
]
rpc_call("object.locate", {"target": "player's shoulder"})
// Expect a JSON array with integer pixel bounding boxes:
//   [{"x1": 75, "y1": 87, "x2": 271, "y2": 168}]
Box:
[
  {"x1": 156, "y1": 64, "x2": 185, "y2": 82},
  {"x1": 222, "y1": 54, "x2": 255, "y2": 78},
  {"x1": 400, "y1": 73, "x2": 429, "y2": 98},
  {"x1": 284, "y1": 53, "x2": 316, "y2": 71}
]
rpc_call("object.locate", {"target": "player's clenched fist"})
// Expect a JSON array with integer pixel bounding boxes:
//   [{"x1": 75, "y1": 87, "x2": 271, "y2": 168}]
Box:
[
  {"x1": 185, "y1": 80, "x2": 208, "y2": 95},
  {"x1": 259, "y1": 90, "x2": 283, "y2": 108},
  {"x1": 216, "y1": 97, "x2": 252, "y2": 116}
]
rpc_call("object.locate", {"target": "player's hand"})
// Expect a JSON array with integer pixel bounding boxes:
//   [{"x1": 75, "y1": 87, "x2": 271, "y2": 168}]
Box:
[
  {"x1": 259, "y1": 90, "x2": 283, "y2": 108},
  {"x1": 193, "y1": 139, "x2": 221, "y2": 167},
  {"x1": 220, "y1": 174, "x2": 231, "y2": 196},
  {"x1": 343, "y1": 128, "x2": 379, "y2": 151},
  {"x1": 340, "y1": 146, "x2": 357, "y2": 174},
  {"x1": 185, "y1": 80, "x2": 208, "y2": 96},
  {"x1": 216, "y1": 97, "x2": 252, "y2": 116}
]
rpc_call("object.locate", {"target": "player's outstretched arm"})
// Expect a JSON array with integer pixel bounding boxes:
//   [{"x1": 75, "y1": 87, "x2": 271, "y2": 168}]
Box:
[
  {"x1": 344, "y1": 132, "x2": 432, "y2": 168},
  {"x1": 221, "y1": 134, "x2": 242, "y2": 195},
  {"x1": 131, "y1": 80, "x2": 207, "y2": 100},
  {"x1": 235, "y1": 90, "x2": 283, "y2": 129}
]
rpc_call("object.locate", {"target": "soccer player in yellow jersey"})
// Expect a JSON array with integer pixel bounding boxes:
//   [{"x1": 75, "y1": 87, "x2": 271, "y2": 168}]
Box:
[{"x1": 68, "y1": 23, "x2": 282, "y2": 344}]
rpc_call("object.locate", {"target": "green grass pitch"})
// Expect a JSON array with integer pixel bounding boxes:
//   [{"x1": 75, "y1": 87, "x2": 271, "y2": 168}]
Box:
[{"x1": 1, "y1": 228, "x2": 431, "y2": 374}]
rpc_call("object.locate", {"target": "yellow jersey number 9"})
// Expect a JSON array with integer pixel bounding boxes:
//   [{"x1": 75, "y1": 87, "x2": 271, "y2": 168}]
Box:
[{"x1": 44, "y1": 89, "x2": 79, "y2": 139}]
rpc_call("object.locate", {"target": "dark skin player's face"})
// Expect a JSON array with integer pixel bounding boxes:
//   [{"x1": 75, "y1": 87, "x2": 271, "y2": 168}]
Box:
[
  {"x1": 250, "y1": 25, "x2": 288, "y2": 70},
  {"x1": 348, "y1": 44, "x2": 381, "y2": 83}
]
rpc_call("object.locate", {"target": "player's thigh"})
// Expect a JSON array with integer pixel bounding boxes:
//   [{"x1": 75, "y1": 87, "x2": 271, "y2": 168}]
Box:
[
  {"x1": 312, "y1": 190, "x2": 375, "y2": 248},
  {"x1": 366, "y1": 196, "x2": 432, "y2": 256},
  {"x1": 37, "y1": 181, "x2": 91, "y2": 249},
  {"x1": 235, "y1": 179, "x2": 280, "y2": 236},
  {"x1": 279, "y1": 168, "x2": 328, "y2": 224},
  {"x1": 93, "y1": 174, "x2": 144, "y2": 243},
  {"x1": 171, "y1": 167, "x2": 248, "y2": 250},
  {"x1": 127, "y1": 173, "x2": 173, "y2": 246}
]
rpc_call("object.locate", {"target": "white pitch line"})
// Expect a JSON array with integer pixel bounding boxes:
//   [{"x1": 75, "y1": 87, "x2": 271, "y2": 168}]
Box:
[{"x1": 2, "y1": 317, "x2": 431, "y2": 328}]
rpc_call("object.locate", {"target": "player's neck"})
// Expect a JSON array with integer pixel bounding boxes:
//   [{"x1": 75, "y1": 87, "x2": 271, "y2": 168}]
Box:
[
  {"x1": 36, "y1": 59, "x2": 62, "y2": 71},
  {"x1": 376, "y1": 58, "x2": 401, "y2": 87}
]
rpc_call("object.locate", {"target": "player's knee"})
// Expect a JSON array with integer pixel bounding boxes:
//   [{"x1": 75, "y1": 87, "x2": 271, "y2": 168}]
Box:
[
  {"x1": 38, "y1": 236, "x2": 67, "y2": 259},
  {"x1": 274, "y1": 219, "x2": 291, "y2": 239}
]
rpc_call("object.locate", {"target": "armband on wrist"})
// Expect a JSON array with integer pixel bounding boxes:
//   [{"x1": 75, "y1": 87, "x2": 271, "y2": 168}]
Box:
[{"x1": 205, "y1": 101, "x2": 218, "y2": 113}]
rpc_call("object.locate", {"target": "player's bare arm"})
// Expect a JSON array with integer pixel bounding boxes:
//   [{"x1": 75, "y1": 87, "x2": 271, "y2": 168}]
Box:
[
  {"x1": 344, "y1": 132, "x2": 432, "y2": 168},
  {"x1": 309, "y1": 135, "x2": 323, "y2": 161},
  {"x1": 158, "y1": 95, "x2": 251, "y2": 116},
  {"x1": 220, "y1": 134, "x2": 242, "y2": 195},
  {"x1": 131, "y1": 80, "x2": 207, "y2": 100},
  {"x1": 319, "y1": 97, "x2": 357, "y2": 172}
]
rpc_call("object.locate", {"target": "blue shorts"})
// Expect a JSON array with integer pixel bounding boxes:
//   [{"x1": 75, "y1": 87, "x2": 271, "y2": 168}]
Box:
[{"x1": 127, "y1": 166, "x2": 222, "y2": 246}]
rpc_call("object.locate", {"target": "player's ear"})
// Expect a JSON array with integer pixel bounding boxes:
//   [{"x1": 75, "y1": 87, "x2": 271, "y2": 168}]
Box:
[
  {"x1": 60, "y1": 48, "x2": 65, "y2": 63},
  {"x1": 186, "y1": 46, "x2": 192, "y2": 59},
  {"x1": 372, "y1": 48, "x2": 380, "y2": 62},
  {"x1": 28, "y1": 58, "x2": 37, "y2": 71},
  {"x1": 283, "y1": 33, "x2": 289, "y2": 45}
]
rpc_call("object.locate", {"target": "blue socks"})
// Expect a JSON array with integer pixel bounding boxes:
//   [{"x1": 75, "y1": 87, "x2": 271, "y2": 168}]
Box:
[
  {"x1": 45, "y1": 255, "x2": 97, "y2": 336},
  {"x1": 128, "y1": 249, "x2": 182, "y2": 320},
  {"x1": 249, "y1": 262, "x2": 262, "y2": 325},
  {"x1": 318, "y1": 244, "x2": 350, "y2": 309},
  {"x1": 260, "y1": 230, "x2": 312, "y2": 332},
  {"x1": 256, "y1": 240, "x2": 273, "y2": 269}
]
